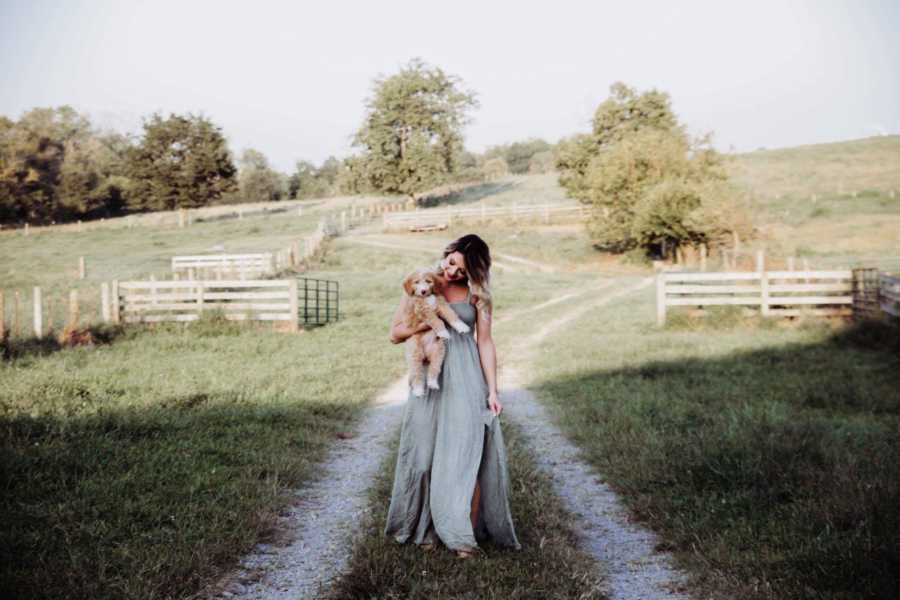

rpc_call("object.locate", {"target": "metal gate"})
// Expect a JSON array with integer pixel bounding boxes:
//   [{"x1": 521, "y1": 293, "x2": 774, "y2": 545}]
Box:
[{"x1": 299, "y1": 277, "x2": 339, "y2": 326}]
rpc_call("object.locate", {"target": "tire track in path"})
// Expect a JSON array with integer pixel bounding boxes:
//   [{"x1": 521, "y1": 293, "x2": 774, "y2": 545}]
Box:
[{"x1": 500, "y1": 276, "x2": 694, "y2": 600}]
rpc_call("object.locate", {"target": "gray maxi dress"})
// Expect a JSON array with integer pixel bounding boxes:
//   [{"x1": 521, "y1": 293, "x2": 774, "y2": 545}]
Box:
[{"x1": 384, "y1": 288, "x2": 521, "y2": 552}]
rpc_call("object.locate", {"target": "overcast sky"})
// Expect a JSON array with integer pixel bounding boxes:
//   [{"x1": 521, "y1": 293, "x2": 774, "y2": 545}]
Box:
[{"x1": 2, "y1": 0, "x2": 899, "y2": 172}]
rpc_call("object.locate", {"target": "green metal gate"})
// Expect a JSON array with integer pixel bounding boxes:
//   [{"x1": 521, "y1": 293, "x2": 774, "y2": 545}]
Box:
[{"x1": 299, "y1": 277, "x2": 339, "y2": 326}]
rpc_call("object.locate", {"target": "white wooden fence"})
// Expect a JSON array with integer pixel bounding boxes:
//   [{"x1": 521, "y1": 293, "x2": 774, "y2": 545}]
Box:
[
  {"x1": 109, "y1": 279, "x2": 300, "y2": 331},
  {"x1": 656, "y1": 269, "x2": 856, "y2": 325},
  {"x1": 382, "y1": 202, "x2": 586, "y2": 230},
  {"x1": 171, "y1": 253, "x2": 275, "y2": 278}
]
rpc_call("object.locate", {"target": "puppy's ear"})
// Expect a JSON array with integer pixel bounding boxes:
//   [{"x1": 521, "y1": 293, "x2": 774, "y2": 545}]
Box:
[{"x1": 402, "y1": 273, "x2": 415, "y2": 297}]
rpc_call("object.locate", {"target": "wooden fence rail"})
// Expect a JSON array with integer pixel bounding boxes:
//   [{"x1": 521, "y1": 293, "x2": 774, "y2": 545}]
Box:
[
  {"x1": 382, "y1": 203, "x2": 586, "y2": 230},
  {"x1": 656, "y1": 269, "x2": 857, "y2": 325},
  {"x1": 172, "y1": 253, "x2": 275, "y2": 278},
  {"x1": 113, "y1": 279, "x2": 301, "y2": 331}
]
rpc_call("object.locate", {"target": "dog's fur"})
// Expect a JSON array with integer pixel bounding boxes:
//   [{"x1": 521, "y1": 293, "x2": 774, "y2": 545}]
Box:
[{"x1": 401, "y1": 267, "x2": 471, "y2": 396}]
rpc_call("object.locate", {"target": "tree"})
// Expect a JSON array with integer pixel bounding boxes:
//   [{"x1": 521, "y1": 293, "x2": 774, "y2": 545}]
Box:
[
  {"x1": 485, "y1": 138, "x2": 551, "y2": 174},
  {"x1": 353, "y1": 58, "x2": 478, "y2": 199},
  {"x1": 235, "y1": 148, "x2": 284, "y2": 203},
  {"x1": 126, "y1": 113, "x2": 236, "y2": 211},
  {"x1": 0, "y1": 106, "x2": 129, "y2": 224},
  {"x1": 556, "y1": 82, "x2": 681, "y2": 202},
  {"x1": 557, "y1": 83, "x2": 745, "y2": 258},
  {"x1": 482, "y1": 157, "x2": 509, "y2": 180}
]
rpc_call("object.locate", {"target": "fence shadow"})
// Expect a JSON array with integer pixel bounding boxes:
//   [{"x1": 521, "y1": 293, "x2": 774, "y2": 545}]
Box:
[
  {"x1": 416, "y1": 180, "x2": 517, "y2": 208},
  {"x1": 1, "y1": 323, "x2": 126, "y2": 361},
  {"x1": 530, "y1": 319, "x2": 900, "y2": 599}
]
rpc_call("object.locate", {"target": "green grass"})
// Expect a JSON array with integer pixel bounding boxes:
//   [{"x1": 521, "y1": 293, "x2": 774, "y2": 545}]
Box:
[
  {"x1": 319, "y1": 420, "x2": 606, "y2": 600},
  {"x1": 0, "y1": 238, "x2": 422, "y2": 599},
  {"x1": 728, "y1": 135, "x2": 900, "y2": 199},
  {"x1": 528, "y1": 284, "x2": 900, "y2": 599},
  {"x1": 0, "y1": 209, "x2": 326, "y2": 330},
  {"x1": 0, "y1": 223, "x2": 618, "y2": 600}
]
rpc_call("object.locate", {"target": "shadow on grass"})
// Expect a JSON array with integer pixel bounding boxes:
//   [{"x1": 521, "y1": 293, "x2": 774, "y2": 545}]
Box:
[
  {"x1": 0, "y1": 390, "x2": 359, "y2": 600},
  {"x1": 416, "y1": 181, "x2": 518, "y2": 208},
  {"x1": 1, "y1": 323, "x2": 126, "y2": 361},
  {"x1": 532, "y1": 319, "x2": 900, "y2": 599}
]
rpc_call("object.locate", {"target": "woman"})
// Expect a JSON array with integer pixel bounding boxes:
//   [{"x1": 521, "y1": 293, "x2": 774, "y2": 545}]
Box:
[{"x1": 384, "y1": 234, "x2": 521, "y2": 558}]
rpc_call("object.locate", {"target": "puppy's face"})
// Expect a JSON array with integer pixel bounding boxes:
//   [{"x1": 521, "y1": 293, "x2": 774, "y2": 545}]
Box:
[{"x1": 403, "y1": 270, "x2": 437, "y2": 298}]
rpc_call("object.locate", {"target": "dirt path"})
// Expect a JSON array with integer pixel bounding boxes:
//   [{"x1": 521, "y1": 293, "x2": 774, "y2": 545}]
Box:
[
  {"x1": 208, "y1": 276, "x2": 692, "y2": 600},
  {"x1": 500, "y1": 277, "x2": 693, "y2": 600}
]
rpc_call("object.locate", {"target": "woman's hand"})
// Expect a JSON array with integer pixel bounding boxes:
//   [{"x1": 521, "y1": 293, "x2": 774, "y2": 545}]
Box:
[{"x1": 487, "y1": 390, "x2": 502, "y2": 416}]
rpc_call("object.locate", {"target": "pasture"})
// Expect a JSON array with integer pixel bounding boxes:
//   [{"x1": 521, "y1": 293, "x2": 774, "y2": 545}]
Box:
[{"x1": 2, "y1": 155, "x2": 899, "y2": 599}]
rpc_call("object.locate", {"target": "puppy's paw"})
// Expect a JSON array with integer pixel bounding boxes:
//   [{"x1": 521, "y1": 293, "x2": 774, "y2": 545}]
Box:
[
  {"x1": 427, "y1": 377, "x2": 440, "y2": 390},
  {"x1": 436, "y1": 329, "x2": 451, "y2": 339},
  {"x1": 452, "y1": 321, "x2": 470, "y2": 334},
  {"x1": 412, "y1": 384, "x2": 426, "y2": 397}
]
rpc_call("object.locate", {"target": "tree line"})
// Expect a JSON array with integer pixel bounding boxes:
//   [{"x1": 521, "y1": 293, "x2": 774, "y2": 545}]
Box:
[
  {"x1": 0, "y1": 109, "x2": 365, "y2": 226},
  {"x1": 3, "y1": 58, "x2": 746, "y2": 260}
]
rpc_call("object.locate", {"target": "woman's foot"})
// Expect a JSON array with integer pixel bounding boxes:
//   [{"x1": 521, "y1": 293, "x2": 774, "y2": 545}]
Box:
[
  {"x1": 455, "y1": 548, "x2": 476, "y2": 559},
  {"x1": 420, "y1": 542, "x2": 435, "y2": 553}
]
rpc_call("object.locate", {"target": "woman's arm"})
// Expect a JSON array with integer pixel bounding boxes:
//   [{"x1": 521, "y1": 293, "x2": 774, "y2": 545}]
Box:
[
  {"x1": 474, "y1": 300, "x2": 502, "y2": 415},
  {"x1": 389, "y1": 295, "x2": 430, "y2": 344}
]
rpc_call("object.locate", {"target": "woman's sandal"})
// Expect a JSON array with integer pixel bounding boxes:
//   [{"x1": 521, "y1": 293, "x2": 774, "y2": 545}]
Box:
[
  {"x1": 455, "y1": 549, "x2": 476, "y2": 559},
  {"x1": 420, "y1": 542, "x2": 436, "y2": 553}
]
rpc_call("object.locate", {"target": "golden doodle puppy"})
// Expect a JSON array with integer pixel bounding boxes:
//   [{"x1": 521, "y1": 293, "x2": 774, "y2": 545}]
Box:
[{"x1": 401, "y1": 267, "x2": 471, "y2": 396}]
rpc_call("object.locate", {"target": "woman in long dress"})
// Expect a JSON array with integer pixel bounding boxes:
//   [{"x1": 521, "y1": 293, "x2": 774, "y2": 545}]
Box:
[{"x1": 384, "y1": 234, "x2": 521, "y2": 558}]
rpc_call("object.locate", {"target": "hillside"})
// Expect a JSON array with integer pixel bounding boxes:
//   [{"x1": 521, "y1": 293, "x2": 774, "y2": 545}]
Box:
[{"x1": 727, "y1": 135, "x2": 900, "y2": 199}]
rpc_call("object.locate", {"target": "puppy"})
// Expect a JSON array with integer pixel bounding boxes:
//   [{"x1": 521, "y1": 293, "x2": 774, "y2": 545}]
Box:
[{"x1": 401, "y1": 268, "x2": 471, "y2": 396}]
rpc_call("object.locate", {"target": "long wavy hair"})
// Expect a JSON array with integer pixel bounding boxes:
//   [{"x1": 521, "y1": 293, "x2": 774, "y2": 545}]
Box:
[{"x1": 437, "y1": 234, "x2": 492, "y2": 321}]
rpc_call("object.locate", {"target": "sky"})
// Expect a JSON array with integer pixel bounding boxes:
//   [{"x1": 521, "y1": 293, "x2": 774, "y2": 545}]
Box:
[{"x1": 1, "y1": 0, "x2": 899, "y2": 172}]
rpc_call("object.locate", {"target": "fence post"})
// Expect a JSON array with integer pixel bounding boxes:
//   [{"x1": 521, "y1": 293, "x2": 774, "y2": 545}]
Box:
[
  {"x1": 79, "y1": 256, "x2": 86, "y2": 279},
  {"x1": 700, "y1": 244, "x2": 708, "y2": 271},
  {"x1": 68, "y1": 290, "x2": 79, "y2": 329},
  {"x1": 288, "y1": 279, "x2": 299, "y2": 332},
  {"x1": 0, "y1": 290, "x2": 4, "y2": 340},
  {"x1": 101, "y1": 282, "x2": 110, "y2": 323},
  {"x1": 13, "y1": 290, "x2": 20, "y2": 337},
  {"x1": 757, "y1": 251, "x2": 769, "y2": 317},
  {"x1": 111, "y1": 280, "x2": 120, "y2": 324},
  {"x1": 196, "y1": 282, "x2": 204, "y2": 312},
  {"x1": 656, "y1": 273, "x2": 667, "y2": 326},
  {"x1": 33, "y1": 286, "x2": 42, "y2": 338}
]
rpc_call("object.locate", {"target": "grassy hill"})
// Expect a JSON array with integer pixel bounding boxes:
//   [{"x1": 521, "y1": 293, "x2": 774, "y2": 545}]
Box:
[
  {"x1": 727, "y1": 135, "x2": 900, "y2": 199},
  {"x1": 724, "y1": 136, "x2": 900, "y2": 271}
]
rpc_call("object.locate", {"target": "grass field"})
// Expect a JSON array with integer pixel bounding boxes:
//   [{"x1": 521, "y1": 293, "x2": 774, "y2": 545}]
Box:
[
  {"x1": 0, "y1": 221, "x2": 613, "y2": 600},
  {"x1": 727, "y1": 135, "x2": 900, "y2": 272},
  {"x1": 3, "y1": 137, "x2": 899, "y2": 599},
  {"x1": 0, "y1": 208, "x2": 326, "y2": 332},
  {"x1": 528, "y1": 285, "x2": 900, "y2": 599}
]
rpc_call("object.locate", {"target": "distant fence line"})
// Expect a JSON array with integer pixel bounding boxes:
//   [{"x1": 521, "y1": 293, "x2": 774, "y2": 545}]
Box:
[
  {"x1": 656, "y1": 252, "x2": 899, "y2": 325},
  {"x1": 382, "y1": 202, "x2": 586, "y2": 230}
]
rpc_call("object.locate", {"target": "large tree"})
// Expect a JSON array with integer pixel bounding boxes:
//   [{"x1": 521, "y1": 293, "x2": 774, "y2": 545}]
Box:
[
  {"x1": 0, "y1": 106, "x2": 129, "y2": 224},
  {"x1": 557, "y1": 83, "x2": 745, "y2": 257},
  {"x1": 352, "y1": 58, "x2": 478, "y2": 199},
  {"x1": 126, "y1": 113, "x2": 236, "y2": 211}
]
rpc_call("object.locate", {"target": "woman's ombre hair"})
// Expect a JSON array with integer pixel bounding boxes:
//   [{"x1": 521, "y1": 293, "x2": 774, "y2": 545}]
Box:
[{"x1": 441, "y1": 234, "x2": 492, "y2": 321}]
